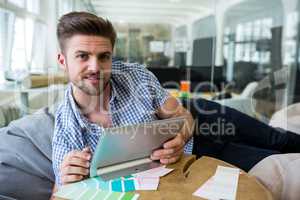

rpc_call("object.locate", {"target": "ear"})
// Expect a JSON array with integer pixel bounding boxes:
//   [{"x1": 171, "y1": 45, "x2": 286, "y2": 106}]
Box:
[{"x1": 57, "y1": 53, "x2": 67, "y2": 71}]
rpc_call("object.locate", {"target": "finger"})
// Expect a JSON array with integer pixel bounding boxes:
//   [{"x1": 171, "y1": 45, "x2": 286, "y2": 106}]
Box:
[
  {"x1": 152, "y1": 148, "x2": 176, "y2": 158},
  {"x1": 168, "y1": 147, "x2": 184, "y2": 158},
  {"x1": 163, "y1": 134, "x2": 185, "y2": 149},
  {"x1": 69, "y1": 151, "x2": 91, "y2": 161},
  {"x1": 159, "y1": 146, "x2": 184, "y2": 160},
  {"x1": 160, "y1": 154, "x2": 182, "y2": 165},
  {"x1": 62, "y1": 157, "x2": 90, "y2": 169},
  {"x1": 82, "y1": 147, "x2": 91, "y2": 152},
  {"x1": 152, "y1": 141, "x2": 184, "y2": 158},
  {"x1": 61, "y1": 166, "x2": 89, "y2": 176},
  {"x1": 150, "y1": 153, "x2": 160, "y2": 161},
  {"x1": 62, "y1": 155, "x2": 90, "y2": 169},
  {"x1": 61, "y1": 174, "x2": 84, "y2": 185}
]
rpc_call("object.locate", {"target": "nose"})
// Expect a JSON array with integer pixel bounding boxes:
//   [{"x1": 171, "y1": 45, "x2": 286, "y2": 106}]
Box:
[{"x1": 88, "y1": 57, "x2": 100, "y2": 72}]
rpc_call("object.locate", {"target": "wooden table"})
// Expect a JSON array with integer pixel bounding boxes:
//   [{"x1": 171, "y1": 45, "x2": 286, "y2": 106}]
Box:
[
  {"x1": 137, "y1": 155, "x2": 273, "y2": 200},
  {"x1": 56, "y1": 155, "x2": 273, "y2": 200}
]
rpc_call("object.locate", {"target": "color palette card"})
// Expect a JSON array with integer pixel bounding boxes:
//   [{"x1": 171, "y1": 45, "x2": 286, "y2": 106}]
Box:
[
  {"x1": 55, "y1": 165, "x2": 174, "y2": 198},
  {"x1": 193, "y1": 166, "x2": 240, "y2": 200},
  {"x1": 80, "y1": 175, "x2": 160, "y2": 192},
  {"x1": 54, "y1": 183, "x2": 140, "y2": 200},
  {"x1": 72, "y1": 175, "x2": 138, "y2": 192}
]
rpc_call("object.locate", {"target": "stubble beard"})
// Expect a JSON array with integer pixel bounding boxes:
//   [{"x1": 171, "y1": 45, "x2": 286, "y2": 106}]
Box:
[{"x1": 73, "y1": 78, "x2": 109, "y2": 96}]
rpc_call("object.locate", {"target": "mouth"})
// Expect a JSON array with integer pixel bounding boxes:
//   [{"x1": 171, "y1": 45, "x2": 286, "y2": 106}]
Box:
[
  {"x1": 85, "y1": 73, "x2": 100, "y2": 81},
  {"x1": 83, "y1": 74, "x2": 103, "y2": 86}
]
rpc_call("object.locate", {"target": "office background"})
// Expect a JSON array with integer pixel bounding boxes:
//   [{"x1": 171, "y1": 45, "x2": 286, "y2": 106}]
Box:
[{"x1": 0, "y1": 0, "x2": 299, "y2": 123}]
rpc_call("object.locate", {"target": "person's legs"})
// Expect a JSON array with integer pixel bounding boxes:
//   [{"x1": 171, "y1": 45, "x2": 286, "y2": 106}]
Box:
[
  {"x1": 191, "y1": 134, "x2": 280, "y2": 171},
  {"x1": 187, "y1": 98, "x2": 300, "y2": 171},
  {"x1": 188, "y1": 98, "x2": 300, "y2": 153},
  {"x1": 219, "y1": 143, "x2": 280, "y2": 171}
]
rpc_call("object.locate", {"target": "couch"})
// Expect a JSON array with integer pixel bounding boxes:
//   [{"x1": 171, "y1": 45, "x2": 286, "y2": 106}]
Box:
[{"x1": 0, "y1": 108, "x2": 55, "y2": 200}]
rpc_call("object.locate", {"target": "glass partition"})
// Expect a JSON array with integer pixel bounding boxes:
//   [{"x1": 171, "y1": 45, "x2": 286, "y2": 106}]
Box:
[{"x1": 222, "y1": 0, "x2": 300, "y2": 122}]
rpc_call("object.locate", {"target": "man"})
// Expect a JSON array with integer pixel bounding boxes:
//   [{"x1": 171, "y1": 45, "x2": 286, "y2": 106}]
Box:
[{"x1": 52, "y1": 11, "x2": 194, "y2": 189}]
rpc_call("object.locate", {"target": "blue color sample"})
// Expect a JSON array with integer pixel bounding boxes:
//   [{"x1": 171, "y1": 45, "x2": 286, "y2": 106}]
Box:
[
  {"x1": 124, "y1": 180, "x2": 135, "y2": 192},
  {"x1": 111, "y1": 180, "x2": 123, "y2": 192}
]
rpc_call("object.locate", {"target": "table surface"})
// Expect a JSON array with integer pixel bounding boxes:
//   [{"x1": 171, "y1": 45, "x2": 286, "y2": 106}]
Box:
[
  {"x1": 138, "y1": 155, "x2": 273, "y2": 200},
  {"x1": 55, "y1": 155, "x2": 273, "y2": 200}
]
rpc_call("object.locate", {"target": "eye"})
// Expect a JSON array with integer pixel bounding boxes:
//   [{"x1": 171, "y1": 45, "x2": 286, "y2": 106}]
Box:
[
  {"x1": 99, "y1": 53, "x2": 111, "y2": 62},
  {"x1": 76, "y1": 54, "x2": 89, "y2": 61}
]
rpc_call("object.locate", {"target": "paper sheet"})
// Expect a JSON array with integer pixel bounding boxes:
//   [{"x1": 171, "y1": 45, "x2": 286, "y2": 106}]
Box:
[
  {"x1": 132, "y1": 165, "x2": 173, "y2": 190},
  {"x1": 193, "y1": 166, "x2": 240, "y2": 200},
  {"x1": 134, "y1": 177, "x2": 160, "y2": 190},
  {"x1": 133, "y1": 165, "x2": 174, "y2": 178}
]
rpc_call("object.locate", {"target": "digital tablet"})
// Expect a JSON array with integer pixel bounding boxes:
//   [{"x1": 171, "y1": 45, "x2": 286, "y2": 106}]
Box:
[{"x1": 90, "y1": 116, "x2": 186, "y2": 180}]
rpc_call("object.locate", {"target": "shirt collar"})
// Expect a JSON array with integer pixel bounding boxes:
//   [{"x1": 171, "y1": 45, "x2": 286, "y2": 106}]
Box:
[{"x1": 67, "y1": 84, "x2": 89, "y2": 130}]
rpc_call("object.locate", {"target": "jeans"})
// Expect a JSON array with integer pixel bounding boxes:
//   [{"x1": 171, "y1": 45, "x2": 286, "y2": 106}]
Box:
[{"x1": 184, "y1": 98, "x2": 300, "y2": 171}]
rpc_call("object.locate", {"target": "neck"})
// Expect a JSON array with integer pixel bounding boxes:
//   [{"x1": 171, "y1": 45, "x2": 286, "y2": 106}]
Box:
[{"x1": 72, "y1": 83, "x2": 111, "y2": 114}]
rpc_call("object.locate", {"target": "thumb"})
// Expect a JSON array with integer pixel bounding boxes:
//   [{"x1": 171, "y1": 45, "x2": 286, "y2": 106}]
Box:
[{"x1": 83, "y1": 147, "x2": 91, "y2": 152}]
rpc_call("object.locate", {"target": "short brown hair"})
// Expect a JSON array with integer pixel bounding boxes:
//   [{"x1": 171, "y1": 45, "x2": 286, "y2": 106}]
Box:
[{"x1": 57, "y1": 11, "x2": 117, "y2": 52}]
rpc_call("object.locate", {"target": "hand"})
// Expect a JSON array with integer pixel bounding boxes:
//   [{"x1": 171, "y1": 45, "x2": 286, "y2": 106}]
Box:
[
  {"x1": 60, "y1": 147, "x2": 91, "y2": 185},
  {"x1": 150, "y1": 133, "x2": 186, "y2": 164}
]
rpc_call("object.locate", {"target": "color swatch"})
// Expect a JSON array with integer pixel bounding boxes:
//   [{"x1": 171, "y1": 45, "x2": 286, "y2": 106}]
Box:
[
  {"x1": 54, "y1": 183, "x2": 139, "y2": 200},
  {"x1": 55, "y1": 165, "x2": 175, "y2": 199}
]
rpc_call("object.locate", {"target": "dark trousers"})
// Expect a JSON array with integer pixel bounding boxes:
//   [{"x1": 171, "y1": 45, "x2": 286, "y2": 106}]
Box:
[{"x1": 184, "y1": 98, "x2": 300, "y2": 171}]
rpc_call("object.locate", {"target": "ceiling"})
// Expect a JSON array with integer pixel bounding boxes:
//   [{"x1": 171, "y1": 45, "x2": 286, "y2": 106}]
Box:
[{"x1": 90, "y1": 0, "x2": 216, "y2": 25}]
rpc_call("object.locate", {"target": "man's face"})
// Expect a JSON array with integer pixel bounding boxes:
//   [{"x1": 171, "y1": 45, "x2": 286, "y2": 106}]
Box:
[{"x1": 58, "y1": 35, "x2": 113, "y2": 95}]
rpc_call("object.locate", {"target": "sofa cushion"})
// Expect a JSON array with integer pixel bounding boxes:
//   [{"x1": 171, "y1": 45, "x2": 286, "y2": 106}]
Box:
[
  {"x1": 249, "y1": 153, "x2": 300, "y2": 200},
  {"x1": 0, "y1": 107, "x2": 55, "y2": 200}
]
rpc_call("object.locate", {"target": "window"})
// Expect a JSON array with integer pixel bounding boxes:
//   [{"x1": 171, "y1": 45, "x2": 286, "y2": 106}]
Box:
[
  {"x1": 0, "y1": 11, "x2": 4, "y2": 83},
  {"x1": 253, "y1": 20, "x2": 261, "y2": 40},
  {"x1": 235, "y1": 43, "x2": 244, "y2": 61},
  {"x1": 284, "y1": 12, "x2": 298, "y2": 65},
  {"x1": 225, "y1": 18, "x2": 273, "y2": 64},
  {"x1": 0, "y1": 9, "x2": 14, "y2": 83},
  {"x1": 236, "y1": 24, "x2": 244, "y2": 42},
  {"x1": 8, "y1": 0, "x2": 25, "y2": 8},
  {"x1": 1, "y1": 0, "x2": 45, "y2": 82},
  {"x1": 26, "y1": 0, "x2": 40, "y2": 14},
  {"x1": 261, "y1": 18, "x2": 272, "y2": 39},
  {"x1": 10, "y1": 17, "x2": 27, "y2": 72},
  {"x1": 7, "y1": 17, "x2": 46, "y2": 74},
  {"x1": 58, "y1": 0, "x2": 74, "y2": 17},
  {"x1": 244, "y1": 22, "x2": 252, "y2": 41},
  {"x1": 30, "y1": 21, "x2": 47, "y2": 73},
  {"x1": 25, "y1": 18, "x2": 34, "y2": 64}
]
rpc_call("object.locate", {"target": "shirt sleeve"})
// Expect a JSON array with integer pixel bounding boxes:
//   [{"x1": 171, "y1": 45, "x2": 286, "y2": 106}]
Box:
[
  {"x1": 183, "y1": 137, "x2": 194, "y2": 154},
  {"x1": 52, "y1": 131, "x2": 74, "y2": 186},
  {"x1": 144, "y1": 69, "x2": 170, "y2": 110}
]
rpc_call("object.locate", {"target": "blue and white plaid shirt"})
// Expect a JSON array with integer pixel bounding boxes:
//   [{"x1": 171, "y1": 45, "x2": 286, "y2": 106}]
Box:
[{"x1": 52, "y1": 61, "x2": 193, "y2": 185}]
